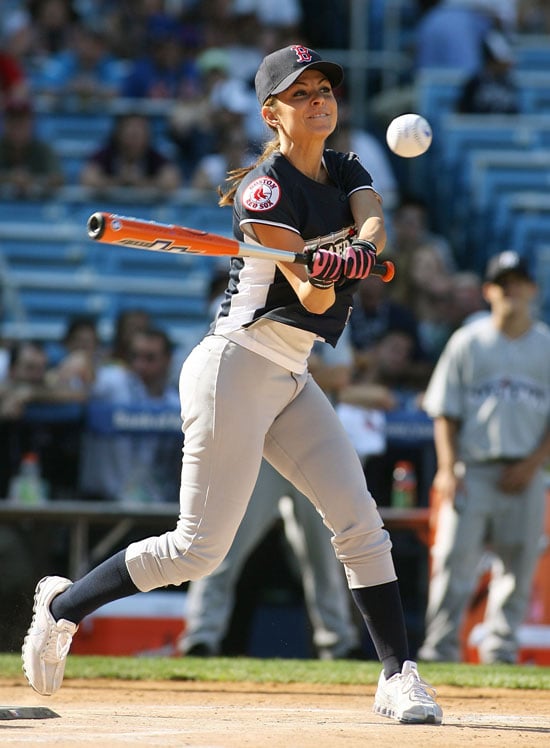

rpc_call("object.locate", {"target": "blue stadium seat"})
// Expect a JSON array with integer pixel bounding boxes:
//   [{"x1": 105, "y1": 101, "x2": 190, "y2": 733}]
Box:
[
  {"x1": 535, "y1": 244, "x2": 550, "y2": 325},
  {"x1": 510, "y1": 213, "x2": 550, "y2": 256},
  {"x1": 0, "y1": 222, "x2": 90, "y2": 271},
  {"x1": 416, "y1": 69, "x2": 467, "y2": 129},
  {"x1": 516, "y1": 71, "x2": 550, "y2": 114},
  {"x1": 34, "y1": 111, "x2": 114, "y2": 145},
  {"x1": 54, "y1": 138, "x2": 96, "y2": 184},
  {"x1": 491, "y1": 192, "x2": 550, "y2": 246},
  {"x1": 5, "y1": 271, "x2": 113, "y2": 327},
  {"x1": 433, "y1": 113, "x2": 550, "y2": 233},
  {"x1": 0, "y1": 191, "x2": 231, "y2": 345},
  {"x1": 470, "y1": 150, "x2": 550, "y2": 214},
  {"x1": 514, "y1": 36, "x2": 550, "y2": 73},
  {"x1": 453, "y1": 150, "x2": 550, "y2": 268},
  {"x1": 438, "y1": 113, "x2": 550, "y2": 180},
  {"x1": 0, "y1": 199, "x2": 70, "y2": 223},
  {"x1": 109, "y1": 292, "x2": 208, "y2": 322}
]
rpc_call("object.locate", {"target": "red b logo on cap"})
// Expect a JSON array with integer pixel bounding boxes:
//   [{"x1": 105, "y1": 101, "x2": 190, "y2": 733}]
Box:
[{"x1": 291, "y1": 45, "x2": 313, "y2": 63}]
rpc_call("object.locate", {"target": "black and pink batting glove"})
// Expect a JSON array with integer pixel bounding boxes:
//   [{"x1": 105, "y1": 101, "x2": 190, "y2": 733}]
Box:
[
  {"x1": 343, "y1": 240, "x2": 377, "y2": 279},
  {"x1": 307, "y1": 248, "x2": 344, "y2": 288}
]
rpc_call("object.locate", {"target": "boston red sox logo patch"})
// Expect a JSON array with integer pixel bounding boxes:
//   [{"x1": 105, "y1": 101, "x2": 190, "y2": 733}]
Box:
[
  {"x1": 242, "y1": 177, "x2": 281, "y2": 211},
  {"x1": 291, "y1": 45, "x2": 313, "y2": 63}
]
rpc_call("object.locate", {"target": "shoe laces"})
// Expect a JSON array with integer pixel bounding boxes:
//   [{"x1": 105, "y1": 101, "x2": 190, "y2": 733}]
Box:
[
  {"x1": 42, "y1": 623, "x2": 73, "y2": 663},
  {"x1": 400, "y1": 665, "x2": 437, "y2": 703}
]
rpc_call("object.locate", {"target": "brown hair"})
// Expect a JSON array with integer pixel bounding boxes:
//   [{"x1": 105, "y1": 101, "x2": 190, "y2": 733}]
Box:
[{"x1": 218, "y1": 98, "x2": 279, "y2": 207}]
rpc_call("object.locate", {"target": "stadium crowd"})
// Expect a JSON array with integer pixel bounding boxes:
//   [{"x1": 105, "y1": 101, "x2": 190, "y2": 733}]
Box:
[{"x1": 0, "y1": 0, "x2": 549, "y2": 659}]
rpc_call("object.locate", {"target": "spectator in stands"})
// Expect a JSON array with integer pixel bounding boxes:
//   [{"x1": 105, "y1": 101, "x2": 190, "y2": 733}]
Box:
[
  {"x1": 79, "y1": 327, "x2": 182, "y2": 503},
  {"x1": 82, "y1": 1, "x2": 152, "y2": 61},
  {"x1": 399, "y1": 245, "x2": 456, "y2": 363},
  {"x1": 413, "y1": 0, "x2": 497, "y2": 75},
  {"x1": 0, "y1": 3, "x2": 33, "y2": 66},
  {"x1": 33, "y1": 23, "x2": 126, "y2": 108},
  {"x1": 168, "y1": 46, "x2": 257, "y2": 181},
  {"x1": 46, "y1": 316, "x2": 104, "y2": 397},
  {"x1": 226, "y1": 18, "x2": 301, "y2": 146},
  {"x1": 0, "y1": 98, "x2": 64, "y2": 199},
  {"x1": 456, "y1": 29, "x2": 520, "y2": 114},
  {"x1": 337, "y1": 326, "x2": 433, "y2": 507},
  {"x1": 348, "y1": 275, "x2": 431, "y2": 386},
  {"x1": 517, "y1": 0, "x2": 550, "y2": 33},
  {"x1": 190, "y1": 120, "x2": 255, "y2": 193},
  {"x1": 0, "y1": 340, "x2": 88, "y2": 421},
  {"x1": 447, "y1": 270, "x2": 489, "y2": 328},
  {"x1": 26, "y1": 0, "x2": 79, "y2": 63},
  {"x1": 342, "y1": 328, "x2": 424, "y2": 413},
  {"x1": 385, "y1": 197, "x2": 457, "y2": 360},
  {"x1": 233, "y1": 0, "x2": 303, "y2": 35},
  {"x1": 0, "y1": 341, "x2": 50, "y2": 420},
  {"x1": 79, "y1": 113, "x2": 181, "y2": 200},
  {"x1": 108, "y1": 308, "x2": 152, "y2": 366},
  {"x1": 387, "y1": 195, "x2": 456, "y2": 275},
  {"x1": 215, "y1": 6, "x2": 304, "y2": 107},
  {"x1": 0, "y1": 49, "x2": 29, "y2": 106},
  {"x1": 120, "y1": 15, "x2": 201, "y2": 100},
  {"x1": 0, "y1": 336, "x2": 90, "y2": 497}
]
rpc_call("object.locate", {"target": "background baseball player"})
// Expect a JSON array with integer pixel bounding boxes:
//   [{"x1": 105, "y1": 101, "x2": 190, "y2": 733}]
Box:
[{"x1": 419, "y1": 251, "x2": 550, "y2": 664}]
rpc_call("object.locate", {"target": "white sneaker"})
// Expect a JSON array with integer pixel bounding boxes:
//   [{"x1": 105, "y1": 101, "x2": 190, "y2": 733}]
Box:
[
  {"x1": 22, "y1": 576, "x2": 78, "y2": 696},
  {"x1": 373, "y1": 660, "x2": 443, "y2": 724}
]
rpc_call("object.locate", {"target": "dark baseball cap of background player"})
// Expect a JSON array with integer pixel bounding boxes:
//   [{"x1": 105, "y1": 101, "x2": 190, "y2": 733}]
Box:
[
  {"x1": 484, "y1": 251, "x2": 535, "y2": 285},
  {"x1": 255, "y1": 46, "x2": 344, "y2": 105}
]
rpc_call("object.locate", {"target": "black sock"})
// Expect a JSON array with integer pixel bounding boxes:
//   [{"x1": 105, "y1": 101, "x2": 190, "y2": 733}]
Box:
[
  {"x1": 50, "y1": 550, "x2": 140, "y2": 625},
  {"x1": 351, "y1": 580, "x2": 409, "y2": 680}
]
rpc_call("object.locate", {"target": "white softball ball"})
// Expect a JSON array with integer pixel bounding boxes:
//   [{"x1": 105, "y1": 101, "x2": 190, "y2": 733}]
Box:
[{"x1": 386, "y1": 113, "x2": 432, "y2": 158}]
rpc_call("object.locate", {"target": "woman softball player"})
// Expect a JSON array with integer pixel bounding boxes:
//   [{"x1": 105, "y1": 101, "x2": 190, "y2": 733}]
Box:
[{"x1": 22, "y1": 45, "x2": 441, "y2": 724}]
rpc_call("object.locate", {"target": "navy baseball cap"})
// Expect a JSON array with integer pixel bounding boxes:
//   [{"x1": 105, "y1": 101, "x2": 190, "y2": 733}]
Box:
[
  {"x1": 484, "y1": 251, "x2": 534, "y2": 283},
  {"x1": 255, "y1": 45, "x2": 344, "y2": 105}
]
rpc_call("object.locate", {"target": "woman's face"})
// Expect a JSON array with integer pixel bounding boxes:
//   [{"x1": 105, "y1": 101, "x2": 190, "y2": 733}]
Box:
[{"x1": 266, "y1": 69, "x2": 338, "y2": 142}]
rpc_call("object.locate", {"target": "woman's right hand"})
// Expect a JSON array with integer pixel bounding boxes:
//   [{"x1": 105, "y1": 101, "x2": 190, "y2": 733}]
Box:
[{"x1": 306, "y1": 249, "x2": 344, "y2": 287}]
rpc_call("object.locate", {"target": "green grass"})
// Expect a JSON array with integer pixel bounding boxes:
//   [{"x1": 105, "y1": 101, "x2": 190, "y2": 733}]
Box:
[{"x1": 2, "y1": 654, "x2": 550, "y2": 689}]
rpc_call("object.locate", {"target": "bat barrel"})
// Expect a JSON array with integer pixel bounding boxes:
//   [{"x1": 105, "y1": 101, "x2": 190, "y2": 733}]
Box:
[{"x1": 87, "y1": 212, "x2": 106, "y2": 240}]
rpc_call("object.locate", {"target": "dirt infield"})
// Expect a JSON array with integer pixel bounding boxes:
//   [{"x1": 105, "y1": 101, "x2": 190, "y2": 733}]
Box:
[{"x1": 1, "y1": 679, "x2": 549, "y2": 747}]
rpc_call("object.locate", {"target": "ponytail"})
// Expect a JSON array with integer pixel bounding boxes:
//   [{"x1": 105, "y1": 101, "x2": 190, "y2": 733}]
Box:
[
  {"x1": 218, "y1": 137, "x2": 280, "y2": 206},
  {"x1": 218, "y1": 98, "x2": 280, "y2": 207}
]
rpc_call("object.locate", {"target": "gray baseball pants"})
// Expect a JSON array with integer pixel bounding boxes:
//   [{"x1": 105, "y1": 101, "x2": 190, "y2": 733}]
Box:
[
  {"x1": 125, "y1": 335, "x2": 396, "y2": 592},
  {"x1": 419, "y1": 461, "x2": 546, "y2": 663},
  {"x1": 181, "y1": 458, "x2": 361, "y2": 656}
]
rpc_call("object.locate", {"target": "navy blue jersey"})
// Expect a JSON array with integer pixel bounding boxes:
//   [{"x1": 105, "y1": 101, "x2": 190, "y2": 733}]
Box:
[{"x1": 212, "y1": 149, "x2": 377, "y2": 347}]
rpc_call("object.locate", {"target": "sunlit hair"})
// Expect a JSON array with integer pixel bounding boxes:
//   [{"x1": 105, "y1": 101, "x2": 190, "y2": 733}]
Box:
[{"x1": 218, "y1": 96, "x2": 279, "y2": 207}]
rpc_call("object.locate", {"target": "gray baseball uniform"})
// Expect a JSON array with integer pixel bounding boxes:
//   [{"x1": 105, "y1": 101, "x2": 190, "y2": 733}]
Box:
[{"x1": 419, "y1": 315, "x2": 550, "y2": 662}]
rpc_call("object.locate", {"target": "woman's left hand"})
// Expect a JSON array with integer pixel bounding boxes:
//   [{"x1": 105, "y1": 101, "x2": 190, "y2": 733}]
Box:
[{"x1": 343, "y1": 240, "x2": 377, "y2": 279}]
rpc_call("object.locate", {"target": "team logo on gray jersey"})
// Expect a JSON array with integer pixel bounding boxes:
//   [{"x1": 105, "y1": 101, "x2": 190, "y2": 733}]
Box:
[{"x1": 243, "y1": 177, "x2": 281, "y2": 211}]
